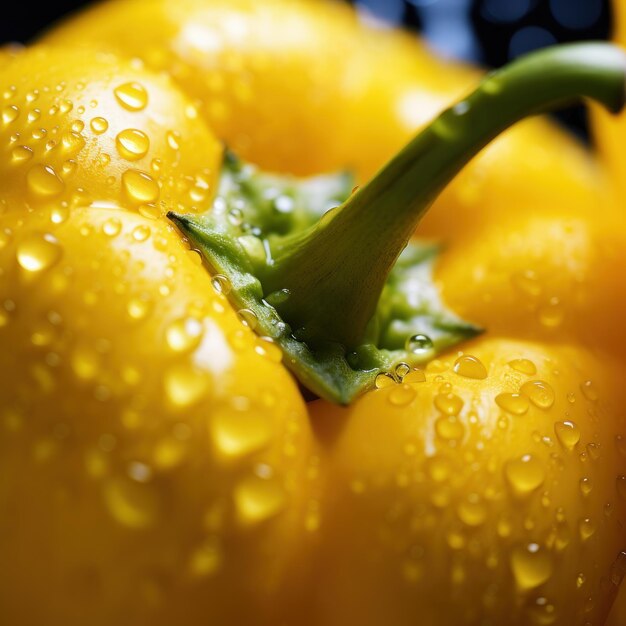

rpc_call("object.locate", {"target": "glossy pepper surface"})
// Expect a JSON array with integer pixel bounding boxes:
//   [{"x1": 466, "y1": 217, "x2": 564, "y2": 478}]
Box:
[{"x1": 0, "y1": 1, "x2": 624, "y2": 626}]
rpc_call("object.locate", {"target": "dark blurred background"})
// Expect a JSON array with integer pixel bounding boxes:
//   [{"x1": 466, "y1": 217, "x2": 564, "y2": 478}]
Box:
[{"x1": 0, "y1": 0, "x2": 611, "y2": 137}]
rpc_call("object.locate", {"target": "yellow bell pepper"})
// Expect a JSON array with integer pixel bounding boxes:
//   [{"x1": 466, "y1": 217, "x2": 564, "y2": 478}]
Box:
[{"x1": 0, "y1": 1, "x2": 623, "y2": 626}]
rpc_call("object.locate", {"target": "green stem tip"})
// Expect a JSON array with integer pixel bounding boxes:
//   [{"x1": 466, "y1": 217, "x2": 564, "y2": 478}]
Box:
[{"x1": 170, "y1": 42, "x2": 626, "y2": 404}]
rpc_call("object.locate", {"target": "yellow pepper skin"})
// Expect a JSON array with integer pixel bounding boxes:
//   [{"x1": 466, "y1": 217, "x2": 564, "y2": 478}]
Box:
[
  {"x1": 309, "y1": 339, "x2": 626, "y2": 626},
  {"x1": 0, "y1": 2, "x2": 624, "y2": 626},
  {"x1": 0, "y1": 47, "x2": 315, "y2": 626},
  {"x1": 436, "y1": 209, "x2": 626, "y2": 353}
]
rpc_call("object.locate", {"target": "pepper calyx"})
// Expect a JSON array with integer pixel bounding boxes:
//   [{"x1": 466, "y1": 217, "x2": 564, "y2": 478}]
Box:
[{"x1": 169, "y1": 153, "x2": 479, "y2": 404}]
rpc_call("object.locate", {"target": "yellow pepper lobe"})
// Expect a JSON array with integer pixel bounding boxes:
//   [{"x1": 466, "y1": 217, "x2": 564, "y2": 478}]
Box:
[
  {"x1": 0, "y1": 206, "x2": 317, "y2": 626},
  {"x1": 0, "y1": 45, "x2": 314, "y2": 626},
  {"x1": 309, "y1": 339, "x2": 626, "y2": 626}
]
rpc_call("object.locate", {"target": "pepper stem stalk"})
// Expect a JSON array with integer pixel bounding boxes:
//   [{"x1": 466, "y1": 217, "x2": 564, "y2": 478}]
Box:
[{"x1": 260, "y1": 42, "x2": 626, "y2": 349}]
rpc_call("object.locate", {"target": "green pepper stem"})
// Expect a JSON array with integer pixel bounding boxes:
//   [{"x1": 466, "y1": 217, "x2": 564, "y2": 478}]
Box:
[{"x1": 259, "y1": 43, "x2": 626, "y2": 349}]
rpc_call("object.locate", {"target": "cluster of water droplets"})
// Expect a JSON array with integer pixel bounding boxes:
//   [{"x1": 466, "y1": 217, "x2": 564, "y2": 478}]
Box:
[{"x1": 348, "y1": 342, "x2": 626, "y2": 624}]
